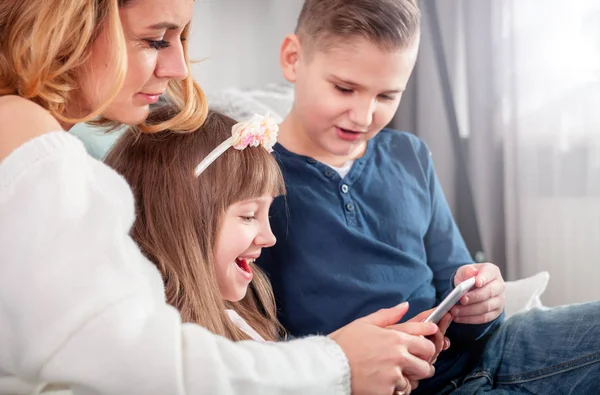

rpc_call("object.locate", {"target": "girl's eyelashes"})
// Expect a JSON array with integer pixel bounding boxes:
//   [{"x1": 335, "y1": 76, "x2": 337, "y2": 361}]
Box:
[
  {"x1": 146, "y1": 39, "x2": 171, "y2": 50},
  {"x1": 241, "y1": 215, "x2": 256, "y2": 223}
]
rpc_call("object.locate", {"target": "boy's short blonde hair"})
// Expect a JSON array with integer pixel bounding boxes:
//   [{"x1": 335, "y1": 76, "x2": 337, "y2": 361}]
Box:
[{"x1": 296, "y1": 0, "x2": 420, "y2": 52}]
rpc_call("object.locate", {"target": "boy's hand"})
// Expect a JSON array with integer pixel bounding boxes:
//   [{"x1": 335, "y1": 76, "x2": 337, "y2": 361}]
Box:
[{"x1": 452, "y1": 263, "x2": 505, "y2": 324}]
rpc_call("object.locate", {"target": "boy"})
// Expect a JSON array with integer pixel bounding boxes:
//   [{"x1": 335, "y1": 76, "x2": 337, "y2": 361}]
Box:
[{"x1": 258, "y1": 0, "x2": 600, "y2": 393}]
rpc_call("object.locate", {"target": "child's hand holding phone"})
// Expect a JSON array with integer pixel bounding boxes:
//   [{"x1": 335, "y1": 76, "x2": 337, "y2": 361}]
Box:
[{"x1": 451, "y1": 263, "x2": 505, "y2": 324}]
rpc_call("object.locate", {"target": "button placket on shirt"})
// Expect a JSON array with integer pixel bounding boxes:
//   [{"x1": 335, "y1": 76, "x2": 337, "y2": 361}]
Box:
[
  {"x1": 340, "y1": 160, "x2": 367, "y2": 227},
  {"x1": 339, "y1": 181, "x2": 357, "y2": 226},
  {"x1": 307, "y1": 157, "x2": 359, "y2": 226}
]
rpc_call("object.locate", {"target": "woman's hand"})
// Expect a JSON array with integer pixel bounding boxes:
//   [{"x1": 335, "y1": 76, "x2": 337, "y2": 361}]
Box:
[
  {"x1": 406, "y1": 308, "x2": 452, "y2": 363},
  {"x1": 329, "y1": 302, "x2": 437, "y2": 395},
  {"x1": 387, "y1": 308, "x2": 452, "y2": 391}
]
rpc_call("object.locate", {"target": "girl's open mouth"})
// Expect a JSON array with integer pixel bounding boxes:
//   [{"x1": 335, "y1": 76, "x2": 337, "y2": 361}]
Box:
[{"x1": 235, "y1": 257, "x2": 254, "y2": 275}]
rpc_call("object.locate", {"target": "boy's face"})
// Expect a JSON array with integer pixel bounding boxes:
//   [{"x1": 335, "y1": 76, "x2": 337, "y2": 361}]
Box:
[{"x1": 281, "y1": 35, "x2": 419, "y2": 164}]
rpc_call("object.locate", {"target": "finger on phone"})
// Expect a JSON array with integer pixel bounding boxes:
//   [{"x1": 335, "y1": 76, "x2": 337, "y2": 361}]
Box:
[
  {"x1": 401, "y1": 353, "x2": 435, "y2": 381},
  {"x1": 408, "y1": 307, "x2": 436, "y2": 323},
  {"x1": 453, "y1": 298, "x2": 503, "y2": 317},
  {"x1": 461, "y1": 283, "x2": 502, "y2": 305},
  {"x1": 426, "y1": 331, "x2": 444, "y2": 362},
  {"x1": 443, "y1": 337, "x2": 450, "y2": 350},
  {"x1": 404, "y1": 333, "x2": 437, "y2": 362},
  {"x1": 454, "y1": 265, "x2": 479, "y2": 286},
  {"x1": 437, "y1": 313, "x2": 453, "y2": 334},
  {"x1": 388, "y1": 322, "x2": 438, "y2": 337}
]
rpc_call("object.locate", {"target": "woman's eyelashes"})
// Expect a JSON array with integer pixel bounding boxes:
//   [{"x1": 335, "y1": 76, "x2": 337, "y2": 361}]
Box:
[{"x1": 146, "y1": 39, "x2": 171, "y2": 50}]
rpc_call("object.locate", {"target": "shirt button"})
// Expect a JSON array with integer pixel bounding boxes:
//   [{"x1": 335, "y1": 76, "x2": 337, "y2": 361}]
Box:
[
  {"x1": 345, "y1": 203, "x2": 355, "y2": 212},
  {"x1": 325, "y1": 170, "x2": 334, "y2": 178},
  {"x1": 307, "y1": 158, "x2": 317, "y2": 164},
  {"x1": 341, "y1": 184, "x2": 349, "y2": 193}
]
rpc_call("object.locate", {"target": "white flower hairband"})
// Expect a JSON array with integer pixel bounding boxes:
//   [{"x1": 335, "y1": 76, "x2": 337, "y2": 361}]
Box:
[{"x1": 194, "y1": 113, "x2": 279, "y2": 177}]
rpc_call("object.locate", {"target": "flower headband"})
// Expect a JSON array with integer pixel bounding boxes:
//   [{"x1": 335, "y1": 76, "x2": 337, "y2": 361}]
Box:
[{"x1": 194, "y1": 113, "x2": 279, "y2": 177}]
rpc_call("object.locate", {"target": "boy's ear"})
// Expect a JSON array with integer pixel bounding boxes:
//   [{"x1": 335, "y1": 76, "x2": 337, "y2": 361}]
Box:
[{"x1": 280, "y1": 33, "x2": 302, "y2": 83}]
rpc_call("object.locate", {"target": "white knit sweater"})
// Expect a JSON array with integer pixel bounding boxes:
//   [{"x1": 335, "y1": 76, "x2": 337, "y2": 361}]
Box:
[{"x1": 0, "y1": 132, "x2": 351, "y2": 395}]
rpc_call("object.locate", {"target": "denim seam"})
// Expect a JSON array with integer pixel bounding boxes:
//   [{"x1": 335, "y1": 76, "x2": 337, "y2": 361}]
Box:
[
  {"x1": 496, "y1": 351, "x2": 600, "y2": 384},
  {"x1": 463, "y1": 370, "x2": 493, "y2": 383}
]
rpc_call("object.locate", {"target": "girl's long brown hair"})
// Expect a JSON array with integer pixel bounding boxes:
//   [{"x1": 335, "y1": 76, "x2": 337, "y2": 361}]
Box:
[{"x1": 105, "y1": 107, "x2": 285, "y2": 341}]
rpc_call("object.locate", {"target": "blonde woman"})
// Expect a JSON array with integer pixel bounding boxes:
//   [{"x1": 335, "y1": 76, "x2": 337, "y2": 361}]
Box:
[{"x1": 0, "y1": 1, "x2": 439, "y2": 395}]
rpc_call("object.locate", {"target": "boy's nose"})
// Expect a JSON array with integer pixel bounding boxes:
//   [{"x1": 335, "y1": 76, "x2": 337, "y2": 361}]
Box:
[{"x1": 349, "y1": 99, "x2": 376, "y2": 129}]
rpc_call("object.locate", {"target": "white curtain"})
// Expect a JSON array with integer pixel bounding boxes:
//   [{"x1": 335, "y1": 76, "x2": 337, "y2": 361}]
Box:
[
  {"x1": 501, "y1": 0, "x2": 600, "y2": 306},
  {"x1": 396, "y1": 0, "x2": 600, "y2": 306}
]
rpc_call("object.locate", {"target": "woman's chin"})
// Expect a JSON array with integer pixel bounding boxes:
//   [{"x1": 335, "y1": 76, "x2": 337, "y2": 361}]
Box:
[{"x1": 103, "y1": 105, "x2": 150, "y2": 126}]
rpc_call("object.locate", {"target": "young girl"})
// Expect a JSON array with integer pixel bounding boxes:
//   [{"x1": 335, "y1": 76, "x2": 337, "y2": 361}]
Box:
[{"x1": 105, "y1": 107, "x2": 285, "y2": 341}]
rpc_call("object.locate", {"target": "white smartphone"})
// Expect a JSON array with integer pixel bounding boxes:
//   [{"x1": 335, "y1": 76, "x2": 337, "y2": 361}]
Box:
[{"x1": 424, "y1": 277, "x2": 476, "y2": 324}]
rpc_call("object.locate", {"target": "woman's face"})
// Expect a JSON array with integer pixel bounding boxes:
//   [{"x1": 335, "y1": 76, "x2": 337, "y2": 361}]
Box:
[{"x1": 78, "y1": 0, "x2": 194, "y2": 125}]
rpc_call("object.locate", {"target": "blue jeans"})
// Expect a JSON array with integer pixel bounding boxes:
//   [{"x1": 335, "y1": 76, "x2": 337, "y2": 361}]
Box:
[{"x1": 416, "y1": 302, "x2": 600, "y2": 394}]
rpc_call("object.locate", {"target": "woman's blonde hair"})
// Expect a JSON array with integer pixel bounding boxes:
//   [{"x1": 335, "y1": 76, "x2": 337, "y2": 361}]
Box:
[
  {"x1": 105, "y1": 107, "x2": 286, "y2": 341},
  {"x1": 0, "y1": 0, "x2": 206, "y2": 132}
]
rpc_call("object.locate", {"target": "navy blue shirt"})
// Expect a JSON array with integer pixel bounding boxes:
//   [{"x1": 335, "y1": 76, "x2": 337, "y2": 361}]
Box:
[{"x1": 258, "y1": 129, "x2": 501, "y2": 344}]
